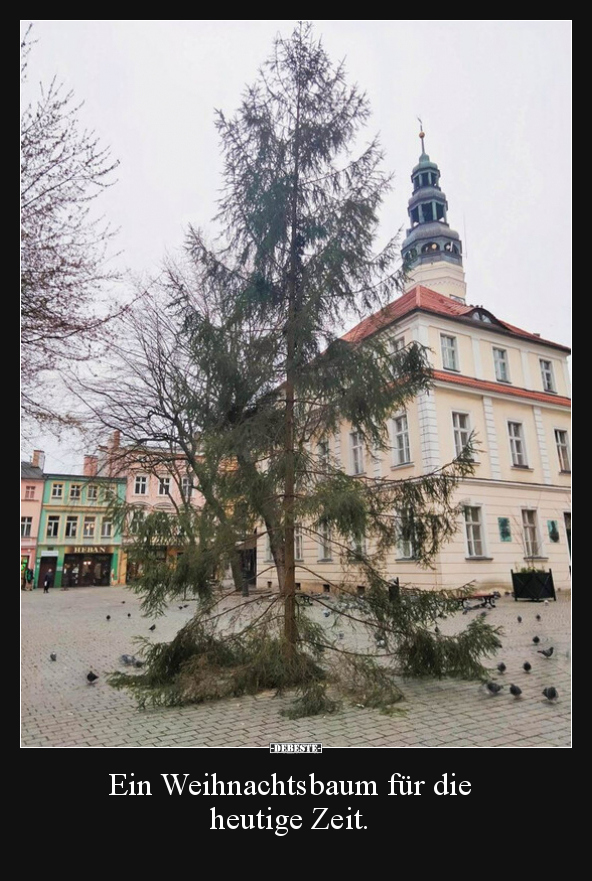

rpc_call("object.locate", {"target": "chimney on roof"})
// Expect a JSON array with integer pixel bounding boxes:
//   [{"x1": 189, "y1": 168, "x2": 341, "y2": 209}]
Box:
[
  {"x1": 112, "y1": 430, "x2": 121, "y2": 449},
  {"x1": 31, "y1": 450, "x2": 45, "y2": 471},
  {"x1": 83, "y1": 455, "x2": 98, "y2": 477}
]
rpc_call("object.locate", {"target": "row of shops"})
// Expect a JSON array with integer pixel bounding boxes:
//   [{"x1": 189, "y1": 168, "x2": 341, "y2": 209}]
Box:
[
  {"x1": 23, "y1": 545, "x2": 190, "y2": 590},
  {"x1": 24, "y1": 546, "x2": 121, "y2": 589}
]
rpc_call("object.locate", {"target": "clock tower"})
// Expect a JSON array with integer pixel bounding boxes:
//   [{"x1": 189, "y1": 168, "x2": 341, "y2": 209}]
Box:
[{"x1": 401, "y1": 128, "x2": 467, "y2": 301}]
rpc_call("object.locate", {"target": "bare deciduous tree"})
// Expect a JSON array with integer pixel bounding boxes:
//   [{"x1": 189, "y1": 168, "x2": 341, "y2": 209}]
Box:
[{"x1": 21, "y1": 23, "x2": 121, "y2": 432}]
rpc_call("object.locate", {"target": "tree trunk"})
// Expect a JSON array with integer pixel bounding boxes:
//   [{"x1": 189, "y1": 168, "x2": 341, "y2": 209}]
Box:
[
  {"x1": 283, "y1": 78, "x2": 301, "y2": 656},
  {"x1": 230, "y1": 553, "x2": 244, "y2": 593}
]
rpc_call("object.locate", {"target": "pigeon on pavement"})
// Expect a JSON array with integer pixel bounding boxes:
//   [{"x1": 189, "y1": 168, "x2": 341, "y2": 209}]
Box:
[
  {"x1": 149, "y1": 624, "x2": 156, "y2": 631},
  {"x1": 134, "y1": 659, "x2": 145, "y2": 668},
  {"x1": 523, "y1": 662, "x2": 532, "y2": 672},
  {"x1": 106, "y1": 615, "x2": 111, "y2": 621},
  {"x1": 485, "y1": 681, "x2": 503, "y2": 695},
  {"x1": 532, "y1": 636, "x2": 540, "y2": 644},
  {"x1": 87, "y1": 671, "x2": 99, "y2": 683},
  {"x1": 538, "y1": 647, "x2": 554, "y2": 658},
  {"x1": 120, "y1": 654, "x2": 135, "y2": 666},
  {"x1": 517, "y1": 616, "x2": 522, "y2": 623},
  {"x1": 509, "y1": 684, "x2": 522, "y2": 698},
  {"x1": 497, "y1": 662, "x2": 506, "y2": 673},
  {"x1": 536, "y1": 613, "x2": 541, "y2": 621},
  {"x1": 542, "y1": 686, "x2": 558, "y2": 701},
  {"x1": 50, "y1": 652, "x2": 57, "y2": 661}
]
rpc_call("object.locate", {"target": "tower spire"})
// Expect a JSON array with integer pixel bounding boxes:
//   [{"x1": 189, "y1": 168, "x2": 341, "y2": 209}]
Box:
[
  {"x1": 417, "y1": 117, "x2": 426, "y2": 154},
  {"x1": 401, "y1": 128, "x2": 466, "y2": 301}
]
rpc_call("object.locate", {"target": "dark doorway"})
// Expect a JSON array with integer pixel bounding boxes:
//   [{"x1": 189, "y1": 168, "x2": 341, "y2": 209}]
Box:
[
  {"x1": 563, "y1": 512, "x2": 571, "y2": 557},
  {"x1": 239, "y1": 547, "x2": 257, "y2": 589},
  {"x1": 63, "y1": 554, "x2": 112, "y2": 586},
  {"x1": 38, "y1": 557, "x2": 58, "y2": 590},
  {"x1": 564, "y1": 512, "x2": 571, "y2": 574}
]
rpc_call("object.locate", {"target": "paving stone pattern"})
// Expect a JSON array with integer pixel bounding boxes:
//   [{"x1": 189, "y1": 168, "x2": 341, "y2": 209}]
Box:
[{"x1": 21, "y1": 586, "x2": 571, "y2": 748}]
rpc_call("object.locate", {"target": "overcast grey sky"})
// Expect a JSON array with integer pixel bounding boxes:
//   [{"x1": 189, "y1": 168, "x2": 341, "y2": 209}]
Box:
[{"x1": 21, "y1": 20, "x2": 572, "y2": 472}]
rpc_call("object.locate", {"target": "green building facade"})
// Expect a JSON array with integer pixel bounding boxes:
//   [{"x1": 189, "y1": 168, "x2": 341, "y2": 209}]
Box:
[{"x1": 36, "y1": 474, "x2": 127, "y2": 588}]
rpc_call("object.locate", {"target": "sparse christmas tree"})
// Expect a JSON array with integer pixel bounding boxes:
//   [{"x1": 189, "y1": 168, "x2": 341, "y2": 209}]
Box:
[{"x1": 98, "y1": 22, "x2": 501, "y2": 715}]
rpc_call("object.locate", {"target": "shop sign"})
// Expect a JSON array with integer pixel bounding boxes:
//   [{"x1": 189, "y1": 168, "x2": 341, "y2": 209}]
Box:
[{"x1": 69, "y1": 546, "x2": 113, "y2": 554}]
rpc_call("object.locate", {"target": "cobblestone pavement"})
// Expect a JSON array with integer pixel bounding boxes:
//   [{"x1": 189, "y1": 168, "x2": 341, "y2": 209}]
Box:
[{"x1": 21, "y1": 586, "x2": 571, "y2": 748}]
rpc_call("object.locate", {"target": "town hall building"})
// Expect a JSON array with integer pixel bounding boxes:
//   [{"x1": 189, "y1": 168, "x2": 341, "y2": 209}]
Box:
[{"x1": 256, "y1": 133, "x2": 571, "y2": 594}]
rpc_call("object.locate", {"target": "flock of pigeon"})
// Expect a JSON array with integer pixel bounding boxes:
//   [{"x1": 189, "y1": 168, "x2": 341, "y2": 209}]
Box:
[
  {"x1": 47, "y1": 598, "x2": 194, "y2": 686},
  {"x1": 318, "y1": 592, "x2": 562, "y2": 704},
  {"x1": 48, "y1": 594, "x2": 562, "y2": 702},
  {"x1": 322, "y1": 595, "x2": 561, "y2": 704},
  {"x1": 483, "y1": 607, "x2": 559, "y2": 703}
]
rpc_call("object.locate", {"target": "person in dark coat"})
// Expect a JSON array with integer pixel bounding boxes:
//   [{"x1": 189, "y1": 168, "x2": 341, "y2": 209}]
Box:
[{"x1": 43, "y1": 569, "x2": 54, "y2": 593}]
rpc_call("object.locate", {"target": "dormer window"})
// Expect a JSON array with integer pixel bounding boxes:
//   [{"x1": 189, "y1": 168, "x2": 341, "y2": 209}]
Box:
[{"x1": 472, "y1": 309, "x2": 492, "y2": 323}]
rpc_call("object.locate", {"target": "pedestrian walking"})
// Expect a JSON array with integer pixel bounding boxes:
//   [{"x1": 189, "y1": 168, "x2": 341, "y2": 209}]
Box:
[
  {"x1": 25, "y1": 568, "x2": 34, "y2": 591},
  {"x1": 43, "y1": 569, "x2": 54, "y2": 594}
]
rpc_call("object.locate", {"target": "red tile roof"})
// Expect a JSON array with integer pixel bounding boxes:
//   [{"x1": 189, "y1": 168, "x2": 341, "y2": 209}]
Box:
[
  {"x1": 432, "y1": 370, "x2": 571, "y2": 407},
  {"x1": 342, "y1": 285, "x2": 571, "y2": 352}
]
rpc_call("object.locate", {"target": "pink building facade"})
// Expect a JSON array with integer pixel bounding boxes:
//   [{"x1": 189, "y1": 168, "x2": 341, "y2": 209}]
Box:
[
  {"x1": 20, "y1": 450, "x2": 45, "y2": 589},
  {"x1": 98, "y1": 432, "x2": 205, "y2": 583}
]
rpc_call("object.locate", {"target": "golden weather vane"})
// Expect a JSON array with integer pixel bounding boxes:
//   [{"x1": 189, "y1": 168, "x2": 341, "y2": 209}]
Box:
[{"x1": 417, "y1": 117, "x2": 425, "y2": 148}]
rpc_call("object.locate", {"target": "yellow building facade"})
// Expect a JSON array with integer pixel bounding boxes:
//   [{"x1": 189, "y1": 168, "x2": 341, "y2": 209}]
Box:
[{"x1": 255, "y1": 137, "x2": 571, "y2": 595}]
